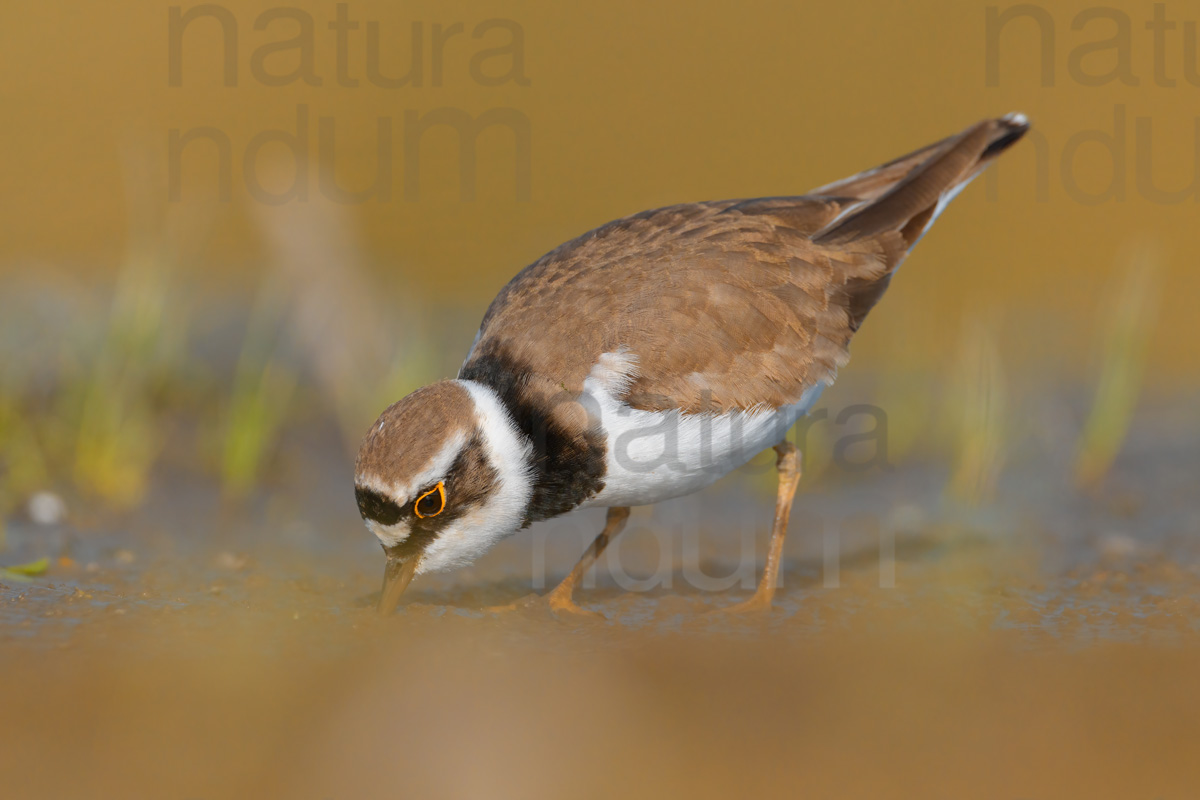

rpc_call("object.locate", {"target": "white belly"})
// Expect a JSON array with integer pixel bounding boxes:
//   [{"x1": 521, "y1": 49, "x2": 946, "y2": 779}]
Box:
[{"x1": 578, "y1": 354, "x2": 825, "y2": 508}]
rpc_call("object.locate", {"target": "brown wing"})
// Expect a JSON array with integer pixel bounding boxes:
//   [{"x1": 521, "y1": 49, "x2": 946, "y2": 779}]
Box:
[{"x1": 462, "y1": 116, "x2": 1028, "y2": 414}]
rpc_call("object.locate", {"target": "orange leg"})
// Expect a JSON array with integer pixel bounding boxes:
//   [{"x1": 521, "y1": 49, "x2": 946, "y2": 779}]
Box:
[
  {"x1": 716, "y1": 441, "x2": 802, "y2": 614},
  {"x1": 544, "y1": 506, "x2": 631, "y2": 617}
]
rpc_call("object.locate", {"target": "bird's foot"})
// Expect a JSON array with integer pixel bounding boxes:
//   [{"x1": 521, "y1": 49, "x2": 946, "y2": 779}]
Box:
[
  {"x1": 484, "y1": 590, "x2": 605, "y2": 620},
  {"x1": 545, "y1": 588, "x2": 605, "y2": 620},
  {"x1": 481, "y1": 594, "x2": 534, "y2": 614}
]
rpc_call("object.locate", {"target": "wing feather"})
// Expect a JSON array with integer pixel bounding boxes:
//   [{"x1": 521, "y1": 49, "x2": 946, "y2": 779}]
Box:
[{"x1": 462, "y1": 116, "x2": 1028, "y2": 414}]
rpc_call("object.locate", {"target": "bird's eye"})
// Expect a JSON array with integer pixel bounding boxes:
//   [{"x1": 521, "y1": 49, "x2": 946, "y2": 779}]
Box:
[{"x1": 414, "y1": 481, "x2": 446, "y2": 518}]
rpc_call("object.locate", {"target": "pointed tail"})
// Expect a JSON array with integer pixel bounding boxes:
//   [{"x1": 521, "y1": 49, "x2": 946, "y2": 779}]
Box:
[{"x1": 812, "y1": 113, "x2": 1029, "y2": 247}]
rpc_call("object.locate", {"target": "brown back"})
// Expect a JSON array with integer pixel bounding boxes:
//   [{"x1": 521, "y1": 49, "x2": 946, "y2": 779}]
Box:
[{"x1": 463, "y1": 117, "x2": 1027, "y2": 414}]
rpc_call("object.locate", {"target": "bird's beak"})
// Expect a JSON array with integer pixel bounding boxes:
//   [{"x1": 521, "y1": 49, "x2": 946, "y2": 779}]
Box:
[{"x1": 377, "y1": 554, "x2": 419, "y2": 615}]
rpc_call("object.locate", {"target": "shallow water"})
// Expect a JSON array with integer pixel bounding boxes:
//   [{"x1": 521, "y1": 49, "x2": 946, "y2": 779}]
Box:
[{"x1": 2, "y1": 399, "x2": 1199, "y2": 798}]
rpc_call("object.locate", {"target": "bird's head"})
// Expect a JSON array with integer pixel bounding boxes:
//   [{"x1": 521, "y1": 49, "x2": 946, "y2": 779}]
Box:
[{"x1": 354, "y1": 379, "x2": 533, "y2": 614}]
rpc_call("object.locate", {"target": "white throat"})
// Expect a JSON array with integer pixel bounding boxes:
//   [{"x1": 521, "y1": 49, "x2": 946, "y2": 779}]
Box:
[{"x1": 416, "y1": 379, "x2": 535, "y2": 573}]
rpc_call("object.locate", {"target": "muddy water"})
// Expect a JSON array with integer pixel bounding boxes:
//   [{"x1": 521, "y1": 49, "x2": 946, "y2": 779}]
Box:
[{"x1": 2, "y1": 419, "x2": 1200, "y2": 798}]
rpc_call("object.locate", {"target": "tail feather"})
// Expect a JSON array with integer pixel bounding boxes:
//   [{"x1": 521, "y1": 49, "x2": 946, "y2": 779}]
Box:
[
  {"x1": 809, "y1": 137, "x2": 952, "y2": 204},
  {"x1": 813, "y1": 113, "x2": 1029, "y2": 247}
]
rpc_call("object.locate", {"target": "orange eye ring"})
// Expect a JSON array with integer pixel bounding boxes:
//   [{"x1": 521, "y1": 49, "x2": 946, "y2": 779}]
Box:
[{"x1": 414, "y1": 481, "x2": 446, "y2": 519}]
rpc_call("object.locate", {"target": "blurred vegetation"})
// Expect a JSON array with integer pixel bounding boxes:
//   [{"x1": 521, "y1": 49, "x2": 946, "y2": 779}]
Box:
[
  {"x1": 0, "y1": 246, "x2": 438, "y2": 522},
  {"x1": 1075, "y1": 244, "x2": 1162, "y2": 490},
  {"x1": 0, "y1": 253, "x2": 181, "y2": 513},
  {"x1": 71, "y1": 245, "x2": 186, "y2": 509},
  {"x1": 220, "y1": 275, "x2": 297, "y2": 500},
  {"x1": 0, "y1": 366, "x2": 50, "y2": 513},
  {"x1": 947, "y1": 316, "x2": 1008, "y2": 507},
  {"x1": 0, "y1": 556, "x2": 50, "y2": 583}
]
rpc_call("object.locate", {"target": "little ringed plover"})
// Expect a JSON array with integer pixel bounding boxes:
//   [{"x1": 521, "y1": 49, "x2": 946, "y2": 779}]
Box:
[{"x1": 355, "y1": 114, "x2": 1030, "y2": 615}]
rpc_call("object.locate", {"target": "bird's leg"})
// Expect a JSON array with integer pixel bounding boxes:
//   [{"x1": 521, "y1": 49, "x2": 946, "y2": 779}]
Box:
[
  {"x1": 544, "y1": 506, "x2": 631, "y2": 617},
  {"x1": 483, "y1": 506, "x2": 630, "y2": 617},
  {"x1": 717, "y1": 441, "x2": 801, "y2": 614}
]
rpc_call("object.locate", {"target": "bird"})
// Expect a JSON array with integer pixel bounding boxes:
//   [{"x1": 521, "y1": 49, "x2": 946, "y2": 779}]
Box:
[{"x1": 355, "y1": 114, "x2": 1030, "y2": 616}]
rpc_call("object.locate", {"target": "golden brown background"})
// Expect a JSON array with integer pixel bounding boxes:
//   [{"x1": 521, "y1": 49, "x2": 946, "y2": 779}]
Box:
[
  {"x1": 3, "y1": 0, "x2": 1195, "y2": 377},
  {"x1": 4, "y1": 4, "x2": 1200, "y2": 798}
]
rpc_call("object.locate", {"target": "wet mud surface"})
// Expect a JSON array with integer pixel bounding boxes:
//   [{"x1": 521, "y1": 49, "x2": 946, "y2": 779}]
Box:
[{"x1": 2, "y1": 417, "x2": 1199, "y2": 798}]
